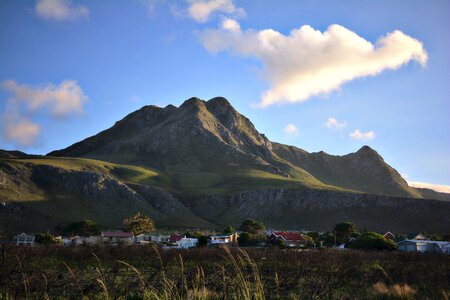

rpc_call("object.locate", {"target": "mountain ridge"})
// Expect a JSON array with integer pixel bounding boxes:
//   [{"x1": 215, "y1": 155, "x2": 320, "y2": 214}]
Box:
[{"x1": 2, "y1": 96, "x2": 449, "y2": 234}]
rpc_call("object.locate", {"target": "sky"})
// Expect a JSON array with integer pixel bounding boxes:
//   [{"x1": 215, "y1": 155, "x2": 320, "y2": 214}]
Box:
[{"x1": 0, "y1": 0, "x2": 449, "y2": 192}]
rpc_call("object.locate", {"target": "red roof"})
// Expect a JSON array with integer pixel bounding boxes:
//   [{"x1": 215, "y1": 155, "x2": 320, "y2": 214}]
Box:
[
  {"x1": 169, "y1": 234, "x2": 183, "y2": 242},
  {"x1": 102, "y1": 231, "x2": 133, "y2": 238},
  {"x1": 273, "y1": 231, "x2": 306, "y2": 241}
]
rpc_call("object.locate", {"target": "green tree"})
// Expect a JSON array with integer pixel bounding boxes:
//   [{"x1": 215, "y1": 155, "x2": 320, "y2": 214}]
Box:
[
  {"x1": 197, "y1": 236, "x2": 209, "y2": 247},
  {"x1": 348, "y1": 232, "x2": 397, "y2": 251},
  {"x1": 62, "y1": 219, "x2": 100, "y2": 237},
  {"x1": 238, "y1": 232, "x2": 266, "y2": 247},
  {"x1": 122, "y1": 213, "x2": 155, "y2": 235},
  {"x1": 239, "y1": 219, "x2": 265, "y2": 234},
  {"x1": 35, "y1": 232, "x2": 59, "y2": 245},
  {"x1": 334, "y1": 222, "x2": 359, "y2": 244},
  {"x1": 223, "y1": 226, "x2": 235, "y2": 235}
]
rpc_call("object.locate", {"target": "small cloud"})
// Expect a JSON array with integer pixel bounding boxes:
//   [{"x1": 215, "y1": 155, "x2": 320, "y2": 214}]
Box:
[
  {"x1": 2, "y1": 115, "x2": 40, "y2": 147},
  {"x1": 2, "y1": 79, "x2": 88, "y2": 118},
  {"x1": 35, "y1": 0, "x2": 89, "y2": 21},
  {"x1": 129, "y1": 95, "x2": 141, "y2": 103},
  {"x1": 283, "y1": 124, "x2": 299, "y2": 136},
  {"x1": 408, "y1": 181, "x2": 450, "y2": 194},
  {"x1": 349, "y1": 129, "x2": 375, "y2": 140},
  {"x1": 187, "y1": 0, "x2": 245, "y2": 23},
  {"x1": 325, "y1": 117, "x2": 347, "y2": 129},
  {"x1": 199, "y1": 22, "x2": 427, "y2": 107},
  {"x1": 1, "y1": 79, "x2": 88, "y2": 147}
]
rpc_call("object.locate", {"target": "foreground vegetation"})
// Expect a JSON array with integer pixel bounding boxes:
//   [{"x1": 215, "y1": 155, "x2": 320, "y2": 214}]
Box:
[{"x1": 0, "y1": 246, "x2": 448, "y2": 299}]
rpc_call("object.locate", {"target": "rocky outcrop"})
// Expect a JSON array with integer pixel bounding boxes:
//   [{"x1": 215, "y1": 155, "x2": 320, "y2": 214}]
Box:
[{"x1": 188, "y1": 189, "x2": 450, "y2": 233}]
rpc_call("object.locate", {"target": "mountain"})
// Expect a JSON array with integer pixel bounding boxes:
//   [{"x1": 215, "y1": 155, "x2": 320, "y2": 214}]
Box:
[
  {"x1": 49, "y1": 96, "x2": 419, "y2": 198},
  {"x1": 272, "y1": 143, "x2": 422, "y2": 198},
  {"x1": 1, "y1": 97, "x2": 449, "y2": 234}
]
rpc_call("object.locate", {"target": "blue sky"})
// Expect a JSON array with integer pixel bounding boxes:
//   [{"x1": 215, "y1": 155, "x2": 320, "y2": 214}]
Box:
[{"x1": 0, "y1": 0, "x2": 449, "y2": 191}]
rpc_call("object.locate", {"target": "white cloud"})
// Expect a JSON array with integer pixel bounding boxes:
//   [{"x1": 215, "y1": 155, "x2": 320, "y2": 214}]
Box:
[
  {"x1": 199, "y1": 22, "x2": 427, "y2": 107},
  {"x1": 35, "y1": 0, "x2": 89, "y2": 21},
  {"x1": 283, "y1": 124, "x2": 299, "y2": 136},
  {"x1": 187, "y1": 0, "x2": 245, "y2": 23},
  {"x1": 325, "y1": 117, "x2": 347, "y2": 129},
  {"x1": 2, "y1": 115, "x2": 40, "y2": 147},
  {"x1": 349, "y1": 129, "x2": 375, "y2": 140},
  {"x1": 2, "y1": 80, "x2": 88, "y2": 118},
  {"x1": 408, "y1": 181, "x2": 450, "y2": 194},
  {"x1": 1, "y1": 80, "x2": 88, "y2": 147}
]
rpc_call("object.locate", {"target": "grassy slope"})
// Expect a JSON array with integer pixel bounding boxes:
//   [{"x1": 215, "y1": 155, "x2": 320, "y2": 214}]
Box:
[
  {"x1": 0, "y1": 157, "x2": 212, "y2": 229},
  {"x1": 1, "y1": 156, "x2": 347, "y2": 230}
]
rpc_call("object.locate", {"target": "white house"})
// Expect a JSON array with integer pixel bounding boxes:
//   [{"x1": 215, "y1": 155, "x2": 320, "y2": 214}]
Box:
[
  {"x1": 210, "y1": 233, "x2": 239, "y2": 246},
  {"x1": 15, "y1": 233, "x2": 35, "y2": 245},
  {"x1": 101, "y1": 231, "x2": 133, "y2": 246},
  {"x1": 148, "y1": 234, "x2": 170, "y2": 244},
  {"x1": 398, "y1": 239, "x2": 448, "y2": 253},
  {"x1": 440, "y1": 243, "x2": 450, "y2": 254},
  {"x1": 177, "y1": 237, "x2": 198, "y2": 249}
]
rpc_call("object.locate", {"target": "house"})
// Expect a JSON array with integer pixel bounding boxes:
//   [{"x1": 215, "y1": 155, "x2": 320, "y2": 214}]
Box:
[
  {"x1": 406, "y1": 233, "x2": 428, "y2": 240},
  {"x1": 210, "y1": 233, "x2": 239, "y2": 246},
  {"x1": 383, "y1": 231, "x2": 396, "y2": 240},
  {"x1": 177, "y1": 237, "x2": 198, "y2": 248},
  {"x1": 148, "y1": 234, "x2": 170, "y2": 244},
  {"x1": 270, "y1": 231, "x2": 311, "y2": 248},
  {"x1": 87, "y1": 235, "x2": 102, "y2": 246},
  {"x1": 169, "y1": 234, "x2": 183, "y2": 244},
  {"x1": 440, "y1": 243, "x2": 450, "y2": 254},
  {"x1": 15, "y1": 233, "x2": 35, "y2": 246},
  {"x1": 101, "y1": 231, "x2": 133, "y2": 246},
  {"x1": 398, "y1": 239, "x2": 448, "y2": 253},
  {"x1": 67, "y1": 235, "x2": 87, "y2": 246}
]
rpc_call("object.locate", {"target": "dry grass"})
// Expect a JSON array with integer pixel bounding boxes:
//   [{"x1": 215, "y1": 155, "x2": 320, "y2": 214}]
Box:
[{"x1": 0, "y1": 245, "x2": 449, "y2": 299}]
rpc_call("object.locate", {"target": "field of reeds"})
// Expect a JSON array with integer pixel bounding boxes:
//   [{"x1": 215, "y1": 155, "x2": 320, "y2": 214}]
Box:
[{"x1": 0, "y1": 245, "x2": 449, "y2": 299}]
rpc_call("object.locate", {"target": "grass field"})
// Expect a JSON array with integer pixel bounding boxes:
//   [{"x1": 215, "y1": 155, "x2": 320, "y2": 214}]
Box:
[{"x1": 0, "y1": 246, "x2": 448, "y2": 299}]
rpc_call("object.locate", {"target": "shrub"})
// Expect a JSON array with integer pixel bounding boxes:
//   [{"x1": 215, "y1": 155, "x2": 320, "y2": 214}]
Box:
[
  {"x1": 239, "y1": 219, "x2": 265, "y2": 234},
  {"x1": 122, "y1": 213, "x2": 155, "y2": 235},
  {"x1": 349, "y1": 232, "x2": 397, "y2": 251},
  {"x1": 35, "y1": 232, "x2": 59, "y2": 245},
  {"x1": 238, "y1": 232, "x2": 266, "y2": 247}
]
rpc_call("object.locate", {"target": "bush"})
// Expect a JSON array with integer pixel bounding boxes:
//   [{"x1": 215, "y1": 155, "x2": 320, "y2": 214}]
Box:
[
  {"x1": 238, "y1": 232, "x2": 266, "y2": 247},
  {"x1": 349, "y1": 232, "x2": 397, "y2": 251},
  {"x1": 35, "y1": 232, "x2": 59, "y2": 245},
  {"x1": 239, "y1": 219, "x2": 265, "y2": 234},
  {"x1": 122, "y1": 213, "x2": 155, "y2": 235}
]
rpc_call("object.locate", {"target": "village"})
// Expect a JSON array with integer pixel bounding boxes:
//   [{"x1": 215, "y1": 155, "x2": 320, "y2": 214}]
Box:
[{"x1": 11, "y1": 217, "x2": 450, "y2": 254}]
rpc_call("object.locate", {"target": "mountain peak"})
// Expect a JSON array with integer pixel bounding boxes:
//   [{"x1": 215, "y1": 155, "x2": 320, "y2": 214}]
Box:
[
  {"x1": 207, "y1": 96, "x2": 231, "y2": 106},
  {"x1": 180, "y1": 97, "x2": 205, "y2": 109},
  {"x1": 356, "y1": 145, "x2": 379, "y2": 156}
]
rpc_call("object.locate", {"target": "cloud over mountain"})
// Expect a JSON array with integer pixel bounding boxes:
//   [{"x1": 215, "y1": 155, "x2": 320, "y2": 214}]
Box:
[
  {"x1": 187, "y1": 0, "x2": 245, "y2": 23},
  {"x1": 1, "y1": 80, "x2": 88, "y2": 147},
  {"x1": 199, "y1": 21, "x2": 427, "y2": 107},
  {"x1": 349, "y1": 129, "x2": 375, "y2": 140},
  {"x1": 408, "y1": 181, "x2": 450, "y2": 194},
  {"x1": 35, "y1": 0, "x2": 89, "y2": 21},
  {"x1": 326, "y1": 117, "x2": 347, "y2": 129}
]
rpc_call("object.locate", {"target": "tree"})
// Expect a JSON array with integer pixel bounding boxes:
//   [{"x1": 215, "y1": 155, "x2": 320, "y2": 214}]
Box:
[
  {"x1": 197, "y1": 236, "x2": 209, "y2": 247},
  {"x1": 238, "y1": 232, "x2": 266, "y2": 247},
  {"x1": 62, "y1": 219, "x2": 100, "y2": 237},
  {"x1": 35, "y1": 232, "x2": 59, "y2": 245},
  {"x1": 122, "y1": 213, "x2": 155, "y2": 235},
  {"x1": 348, "y1": 232, "x2": 397, "y2": 251},
  {"x1": 334, "y1": 222, "x2": 359, "y2": 244},
  {"x1": 239, "y1": 219, "x2": 265, "y2": 234},
  {"x1": 223, "y1": 226, "x2": 235, "y2": 235}
]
